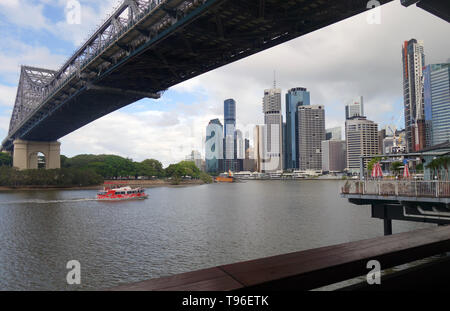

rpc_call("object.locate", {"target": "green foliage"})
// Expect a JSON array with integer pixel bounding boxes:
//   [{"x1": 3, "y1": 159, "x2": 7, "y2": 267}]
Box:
[
  {"x1": 416, "y1": 163, "x2": 424, "y2": 173},
  {"x1": 391, "y1": 161, "x2": 403, "y2": 173},
  {"x1": 0, "y1": 167, "x2": 103, "y2": 187},
  {"x1": 61, "y1": 154, "x2": 165, "y2": 179},
  {"x1": 0, "y1": 152, "x2": 12, "y2": 167},
  {"x1": 199, "y1": 172, "x2": 213, "y2": 184},
  {"x1": 165, "y1": 160, "x2": 201, "y2": 179},
  {"x1": 426, "y1": 156, "x2": 450, "y2": 180},
  {"x1": 135, "y1": 159, "x2": 165, "y2": 178},
  {"x1": 367, "y1": 157, "x2": 382, "y2": 172}
]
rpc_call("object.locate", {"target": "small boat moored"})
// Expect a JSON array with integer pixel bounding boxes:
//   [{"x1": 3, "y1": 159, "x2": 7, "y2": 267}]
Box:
[{"x1": 97, "y1": 186, "x2": 148, "y2": 201}]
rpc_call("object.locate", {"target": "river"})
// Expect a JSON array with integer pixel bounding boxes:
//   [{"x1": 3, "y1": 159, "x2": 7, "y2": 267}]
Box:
[{"x1": 0, "y1": 180, "x2": 433, "y2": 290}]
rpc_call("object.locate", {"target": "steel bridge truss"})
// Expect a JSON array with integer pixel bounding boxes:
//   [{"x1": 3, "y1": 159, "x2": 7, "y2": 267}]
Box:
[
  {"x1": 5, "y1": 0, "x2": 206, "y2": 146},
  {"x1": 3, "y1": 0, "x2": 397, "y2": 151}
]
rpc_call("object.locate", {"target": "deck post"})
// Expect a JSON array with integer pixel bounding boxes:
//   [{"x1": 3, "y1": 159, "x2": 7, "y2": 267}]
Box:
[{"x1": 384, "y1": 218, "x2": 393, "y2": 236}]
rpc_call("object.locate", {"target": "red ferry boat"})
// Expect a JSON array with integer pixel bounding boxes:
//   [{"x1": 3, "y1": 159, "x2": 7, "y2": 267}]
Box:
[{"x1": 97, "y1": 186, "x2": 148, "y2": 201}]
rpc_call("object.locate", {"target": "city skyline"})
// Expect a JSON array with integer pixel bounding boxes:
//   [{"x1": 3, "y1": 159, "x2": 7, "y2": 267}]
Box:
[{"x1": 0, "y1": 1, "x2": 449, "y2": 167}]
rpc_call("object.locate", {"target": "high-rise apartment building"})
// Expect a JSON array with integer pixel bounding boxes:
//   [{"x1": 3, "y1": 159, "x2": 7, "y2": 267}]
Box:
[
  {"x1": 424, "y1": 63, "x2": 450, "y2": 147},
  {"x1": 263, "y1": 87, "x2": 283, "y2": 171},
  {"x1": 345, "y1": 96, "x2": 364, "y2": 119},
  {"x1": 285, "y1": 87, "x2": 310, "y2": 169},
  {"x1": 297, "y1": 105, "x2": 325, "y2": 170},
  {"x1": 205, "y1": 118, "x2": 223, "y2": 173},
  {"x1": 345, "y1": 116, "x2": 379, "y2": 173},
  {"x1": 402, "y1": 39, "x2": 426, "y2": 152}
]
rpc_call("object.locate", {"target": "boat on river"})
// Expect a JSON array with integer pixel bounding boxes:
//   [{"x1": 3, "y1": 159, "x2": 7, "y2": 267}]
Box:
[{"x1": 97, "y1": 186, "x2": 148, "y2": 201}]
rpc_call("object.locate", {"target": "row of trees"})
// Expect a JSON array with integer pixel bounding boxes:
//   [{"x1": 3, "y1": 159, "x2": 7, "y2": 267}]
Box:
[
  {"x1": 61, "y1": 154, "x2": 165, "y2": 179},
  {"x1": 0, "y1": 167, "x2": 103, "y2": 187},
  {"x1": 0, "y1": 152, "x2": 213, "y2": 185}
]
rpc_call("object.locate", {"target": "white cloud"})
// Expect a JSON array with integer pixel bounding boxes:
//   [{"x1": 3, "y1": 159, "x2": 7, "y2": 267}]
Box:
[
  {"x1": 60, "y1": 108, "x2": 218, "y2": 167},
  {"x1": 0, "y1": 85, "x2": 17, "y2": 107}
]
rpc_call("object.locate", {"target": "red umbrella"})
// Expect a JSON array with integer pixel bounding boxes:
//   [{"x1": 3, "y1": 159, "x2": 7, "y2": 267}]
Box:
[
  {"x1": 403, "y1": 163, "x2": 410, "y2": 178},
  {"x1": 372, "y1": 162, "x2": 383, "y2": 178}
]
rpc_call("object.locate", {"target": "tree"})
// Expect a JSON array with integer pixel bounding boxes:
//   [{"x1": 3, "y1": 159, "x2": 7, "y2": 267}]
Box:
[
  {"x1": 136, "y1": 159, "x2": 164, "y2": 178},
  {"x1": 367, "y1": 157, "x2": 382, "y2": 173},
  {"x1": 391, "y1": 161, "x2": 403, "y2": 176},
  {"x1": 0, "y1": 152, "x2": 12, "y2": 167}
]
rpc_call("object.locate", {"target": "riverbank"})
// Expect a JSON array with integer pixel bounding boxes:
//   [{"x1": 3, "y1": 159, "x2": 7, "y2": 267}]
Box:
[{"x1": 0, "y1": 179, "x2": 207, "y2": 191}]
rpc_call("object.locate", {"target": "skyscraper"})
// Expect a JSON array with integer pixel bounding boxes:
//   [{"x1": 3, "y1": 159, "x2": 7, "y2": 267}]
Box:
[
  {"x1": 285, "y1": 87, "x2": 310, "y2": 169},
  {"x1": 224, "y1": 98, "x2": 236, "y2": 137},
  {"x1": 263, "y1": 86, "x2": 283, "y2": 172},
  {"x1": 235, "y1": 129, "x2": 244, "y2": 160},
  {"x1": 423, "y1": 63, "x2": 450, "y2": 147},
  {"x1": 402, "y1": 39, "x2": 426, "y2": 152},
  {"x1": 224, "y1": 99, "x2": 236, "y2": 172},
  {"x1": 345, "y1": 96, "x2": 364, "y2": 119},
  {"x1": 205, "y1": 119, "x2": 223, "y2": 173},
  {"x1": 297, "y1": 105, "x2": 325, "y2": 170},
  {"x1": 345, "y1": 116, "x2": 379, "y2": 173}
]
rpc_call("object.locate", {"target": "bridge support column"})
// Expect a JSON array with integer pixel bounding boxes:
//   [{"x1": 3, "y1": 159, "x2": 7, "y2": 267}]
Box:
[{"x1": 13, "y1": 139, "x2": 61, "y2": 170}]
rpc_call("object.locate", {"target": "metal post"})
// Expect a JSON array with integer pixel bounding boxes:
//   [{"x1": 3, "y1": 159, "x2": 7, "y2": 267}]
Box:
[
  {"x1": 360, "y1": 157, "x2": 364, "y2": 180},
  {"x1": 384, "y1": 218, "x2": 392, "y2": 236}
]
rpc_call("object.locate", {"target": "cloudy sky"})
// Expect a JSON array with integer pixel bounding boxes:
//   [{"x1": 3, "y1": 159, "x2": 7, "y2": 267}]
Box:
[{"x1": 0, "y1": 0, "x2": 449, "y2": 167}]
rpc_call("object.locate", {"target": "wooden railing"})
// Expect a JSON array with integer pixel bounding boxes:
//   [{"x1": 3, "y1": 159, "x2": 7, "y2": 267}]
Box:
[
  {"x1": 107, "y1": 226, "x2": 450, "y2": 291},
  {"x1": 341, "y1": 180, "x2": 450, "y2": 198}
]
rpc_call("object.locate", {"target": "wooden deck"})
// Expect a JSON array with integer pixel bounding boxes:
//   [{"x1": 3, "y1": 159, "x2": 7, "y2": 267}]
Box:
[{"x1": 108, "y1": 225, "x2": 450, "y2": 291}]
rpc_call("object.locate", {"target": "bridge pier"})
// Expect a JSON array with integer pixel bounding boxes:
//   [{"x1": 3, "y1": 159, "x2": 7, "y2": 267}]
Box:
[{"x1": 13, "y1": 139, "x2": 61, "y2": 170}]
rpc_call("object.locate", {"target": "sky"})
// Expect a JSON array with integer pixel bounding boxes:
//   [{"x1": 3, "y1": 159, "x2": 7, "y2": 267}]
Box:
[{"x1": 0, "y1": 0, "x2": 449, "y2": 167}]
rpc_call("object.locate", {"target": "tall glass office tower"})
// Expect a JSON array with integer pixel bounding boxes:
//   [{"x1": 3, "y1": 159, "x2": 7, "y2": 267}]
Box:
[
  {"x1": 285, "y1": 87, "x2": 310, "y2": 169},
  {"x1": 424, "y1": 63, "x2": 450, "y2": 147},
  {"x1": 205, "y1": 119, "x2": 223, "y2": 173},
  {"x1": 224, "y1": 99, "x2": 236, "y2": 171},
  {"x1": 224, "y1": 99, "x2": 236, "y2": 137}
]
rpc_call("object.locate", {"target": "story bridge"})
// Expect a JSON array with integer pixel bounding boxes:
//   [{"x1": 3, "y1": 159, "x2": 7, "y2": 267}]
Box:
[{"x1": 1, "y1": 0, "x2": 445, "y2": 169}]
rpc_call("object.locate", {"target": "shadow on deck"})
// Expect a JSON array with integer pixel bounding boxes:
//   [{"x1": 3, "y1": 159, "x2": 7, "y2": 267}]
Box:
[{"x1": 108, "y1": 225, "x2": 450, "y2": 291}]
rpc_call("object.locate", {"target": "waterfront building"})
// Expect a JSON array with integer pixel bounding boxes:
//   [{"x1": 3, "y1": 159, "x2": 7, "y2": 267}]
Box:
[
  {"x1": 253, "y1": 125, "x2": 266, "y2": 172},
  {"x1": 345, "y1": 96, "x2": 364, "y2": 119},
  {"x1": 263, "y1": 87, "x2": 283, "y2": 172},
  {"x1": 345, "y1": 116, "x2": 379, "y2": 173},
  {"x1": 285, "y1": 87, "x2": 310, "y2": 169},
  {"x1": 402, "y1": 39, "x2": 426, "y2": 152},
  {"x1": 205, "y1": 118, "x2": 223, "y2": 173},
  {"x1": 423, "y1": 63, "x2": 450, "y2": 147},
  {"x1": 326, "y1": 126, "x2": 342, "y2": 141},
  {"x1": 297, "y1": 105, "x2": 325, "y2": 171},
  {"x1": 321, "y1": 140, "x2": 346, "y2": 172},
  {"x1": 236, "y1": 129, "x2": 244, "y2": 160}
]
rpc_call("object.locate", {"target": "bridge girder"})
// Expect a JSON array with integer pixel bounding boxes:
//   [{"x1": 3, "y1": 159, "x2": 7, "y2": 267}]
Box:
[{"x1": 2, "y1": 0, "x2": 403, "y2": 151}]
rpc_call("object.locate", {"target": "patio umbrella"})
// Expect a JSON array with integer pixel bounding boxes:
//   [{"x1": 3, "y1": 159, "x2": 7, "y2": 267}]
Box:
[
  {"x1": 372, "y1": 162, "x2": 383, "y2": 178},
  {"x1": 403, "y1": 163, "x2": 410, "y2": 178}
]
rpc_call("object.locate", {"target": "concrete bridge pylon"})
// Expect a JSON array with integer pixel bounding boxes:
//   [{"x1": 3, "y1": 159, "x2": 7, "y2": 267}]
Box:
[{"x1": 12, "y1": 139, "x2": 61, "y2": 170}]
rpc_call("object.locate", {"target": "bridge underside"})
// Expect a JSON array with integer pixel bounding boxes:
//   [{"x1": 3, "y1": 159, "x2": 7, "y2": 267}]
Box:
[{"x1": 4, "y1": 0, "x2": 396, "y2": 150}]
